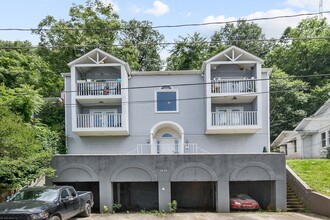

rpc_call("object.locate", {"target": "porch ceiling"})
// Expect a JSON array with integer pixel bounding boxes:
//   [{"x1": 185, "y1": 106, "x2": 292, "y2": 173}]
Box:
[{"x1": 211, "y1": 95, "x2": 256, "y2": 104}]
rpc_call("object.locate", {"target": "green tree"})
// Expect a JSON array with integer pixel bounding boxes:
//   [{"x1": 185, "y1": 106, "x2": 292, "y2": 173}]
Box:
[
  {"x1": 270, "y1": 67, "x2": 310, "y2": 141},
  {"x1": 0, "y1": 40, "x2": 61, "y2": 97},
  {"x1": 210, "y1": 20, "x2": 274, "y2": 58},
  {"x1": 0, "y1": 84, "x2": 43, "y2": 123},
  {"x1": 265, "y1": 17, "x2": 330, "y2": 87},
  {"x1": 166, "y1": 32, "x2": 210, "y2": 70},
  {"x1": 33, "y1": 0, "x2": 122, "y2": 75},
  {"x1": 120, "y1": 19, "x2": 165, "y2": 71},
  {"x1": 307, "y1": 83, "x2": 330, "y2": 116},
  {"x1": 0, "y1": 105, "x2": 55, "y2": 189},
  {"x1": 38, "y1": 99, "x2": 66, "y2": 154}
]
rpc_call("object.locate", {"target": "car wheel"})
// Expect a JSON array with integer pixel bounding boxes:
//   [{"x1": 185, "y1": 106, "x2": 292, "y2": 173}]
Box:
[
  {"x1": 81, "y1": 203, "x2": 91, "y2": 217},
  {"x1": 50, "y1": 216, "x2": 61, "y2": 220}
]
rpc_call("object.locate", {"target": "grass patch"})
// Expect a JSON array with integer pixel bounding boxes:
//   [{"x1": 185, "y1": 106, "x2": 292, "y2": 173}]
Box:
[{"x1": 287, "y1": 159, "x2": 330, "y2": 196}]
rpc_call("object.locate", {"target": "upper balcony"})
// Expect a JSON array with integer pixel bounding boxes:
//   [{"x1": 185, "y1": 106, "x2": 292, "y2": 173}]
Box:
[
  {"x1": 76, "y1": 80, "x2": 122, "y2": 105},
  {"x1": 211, "y1": 78, "x2": 256, "y2": 94}
]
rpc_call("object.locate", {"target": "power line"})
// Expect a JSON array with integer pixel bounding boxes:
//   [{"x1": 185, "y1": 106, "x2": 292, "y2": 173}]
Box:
[
  {"x1": 58, "y1": 87, "x2": 311, "y2": 107},
  {"x1": 0, "y1": 36, "x2": 329, "y2": 50},
  {"x1": 59, "y1": 73, "x2": 330, "y2": 94},
  {"x1": 0, "y1": 11, "x2": 329, "y2": 32}
]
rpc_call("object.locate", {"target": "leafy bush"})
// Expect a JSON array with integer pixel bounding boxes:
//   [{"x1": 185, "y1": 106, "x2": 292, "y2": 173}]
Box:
[{"x1": 168, "y1": 200, "x2": 177, "y2": 213}]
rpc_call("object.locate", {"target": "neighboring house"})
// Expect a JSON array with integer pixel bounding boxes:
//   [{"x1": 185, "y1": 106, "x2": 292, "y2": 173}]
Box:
[
  {"x1": 272, "y1": 99, "x2": 330, "y2": 159},
  {"x1": 50, "y1": 46, "x2": 286, "y2": 212}
]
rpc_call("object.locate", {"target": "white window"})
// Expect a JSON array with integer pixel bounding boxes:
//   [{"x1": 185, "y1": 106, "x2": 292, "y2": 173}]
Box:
[
  {"x1": 293, "y1": 140, "x2": 297, "y2": 152},
  {"x1": 321, "y1": 132, "x2": 326, "y2": 147},
  {"x1": 155, "y1": 89, "x2": 178, "y2": 113}
]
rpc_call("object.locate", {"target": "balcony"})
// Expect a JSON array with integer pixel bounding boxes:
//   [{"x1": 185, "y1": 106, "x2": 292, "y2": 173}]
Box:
[
  {"x1": 206, "y1": 111, "x2": 261, "y2": 134},
  {"x1": 127, "y1": 143, "x2": 209, "y2": 155},
  {"x1": 73, "y1": 113, "x2": 128, "y2": 136},
  {"x1": 76, "y1": 80, "x2": 122, "y2": 105},
  {"x1": 77, "y1": 80, "x2": 121, "y2": 96},
  {"x1": 211, "y1": 78, "x2": 256, "y2": 94}
]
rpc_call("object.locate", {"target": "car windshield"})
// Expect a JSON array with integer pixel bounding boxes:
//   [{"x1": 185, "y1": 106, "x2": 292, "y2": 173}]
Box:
[
  {"x1": 236, "y1": 194, "x2": 252, "y2": 200},
  {"x1": 10, "y1": 188, "x2": 59, "y2": 202}
]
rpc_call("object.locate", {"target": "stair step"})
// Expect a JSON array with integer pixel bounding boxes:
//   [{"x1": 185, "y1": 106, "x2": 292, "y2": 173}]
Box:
[{"x1": 286, "y1": 183, "x2": 306, "y2": 212}]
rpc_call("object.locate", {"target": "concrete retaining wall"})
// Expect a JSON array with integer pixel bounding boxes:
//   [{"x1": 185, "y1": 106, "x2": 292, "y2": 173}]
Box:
[{"x1": 286, "y1": 165, "x2": 330, "y2": 217}]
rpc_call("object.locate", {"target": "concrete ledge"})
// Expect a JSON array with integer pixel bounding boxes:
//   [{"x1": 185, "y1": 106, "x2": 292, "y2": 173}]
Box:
[{"x1": 286, "y1": 165, "x2": 330, "y2": 217}]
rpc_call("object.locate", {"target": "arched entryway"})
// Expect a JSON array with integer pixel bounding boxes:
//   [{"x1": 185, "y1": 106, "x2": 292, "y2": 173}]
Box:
[{"x1": 150, "y1": 121, "x2": 184, "y2": 154}]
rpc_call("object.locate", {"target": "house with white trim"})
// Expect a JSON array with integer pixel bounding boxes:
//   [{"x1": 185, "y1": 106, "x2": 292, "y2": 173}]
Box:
[
  {"x1": 51, "y1": 46, "x2": 286, "y2": 212},
  {"x1": 272, "y1": 98, "x2": 330, "y2": 159}
]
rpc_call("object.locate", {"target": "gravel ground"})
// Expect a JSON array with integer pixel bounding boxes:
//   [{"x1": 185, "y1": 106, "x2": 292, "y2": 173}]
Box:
[{"x1": 72, "y1": 212, "x2": 330, "y2": 220}]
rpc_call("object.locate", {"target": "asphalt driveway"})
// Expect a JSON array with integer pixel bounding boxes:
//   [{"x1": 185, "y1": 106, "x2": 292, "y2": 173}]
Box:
[{"x1": 73, "y1": 212, "x2": 330, "y2": 220}]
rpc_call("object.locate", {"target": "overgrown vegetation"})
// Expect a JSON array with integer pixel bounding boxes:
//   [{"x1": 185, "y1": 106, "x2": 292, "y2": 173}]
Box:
[
  {"x1": 112, "y1": 203, "x2": 122, "y2": 213},
  {"x1": 287, "y1": 159, "x2": 330, "y2": 196},
  {"x1": 168, "y1": 200, "x2": 177, "y2": 213}
]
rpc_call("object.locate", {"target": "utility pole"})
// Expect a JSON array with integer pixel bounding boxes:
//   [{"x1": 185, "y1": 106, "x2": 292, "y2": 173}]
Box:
[{"x1": 319, "y1": 0, "x2": 323, "y2": 18}]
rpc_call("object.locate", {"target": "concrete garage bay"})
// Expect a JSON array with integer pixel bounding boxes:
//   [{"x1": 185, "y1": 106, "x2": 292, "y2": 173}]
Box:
[{"x1": 51, "y1": 153, "x2": 286, "y2": 213}]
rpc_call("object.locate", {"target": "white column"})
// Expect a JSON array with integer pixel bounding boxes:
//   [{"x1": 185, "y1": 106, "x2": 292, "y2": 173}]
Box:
[
  {"x1": 206, "y1": 63, "x2": 212, "y2": 131},
  {"x1": 217, "y1": 180, "x2": 230, "y2": 212}
]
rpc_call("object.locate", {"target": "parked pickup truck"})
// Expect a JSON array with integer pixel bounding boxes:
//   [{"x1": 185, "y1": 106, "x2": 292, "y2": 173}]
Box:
[{"x1": 0, "y1": 186, "x2": 93, "y2": 220}]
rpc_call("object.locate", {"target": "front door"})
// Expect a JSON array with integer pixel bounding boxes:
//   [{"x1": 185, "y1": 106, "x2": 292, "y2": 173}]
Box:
[{"x1": 157, "y1": 133, "x2": 179, "y2": 154}]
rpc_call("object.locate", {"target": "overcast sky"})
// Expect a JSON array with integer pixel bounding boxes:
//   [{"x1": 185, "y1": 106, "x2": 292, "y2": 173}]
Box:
[{"x1": 0, "y1": 0, "x2": 329, "y2": 59}]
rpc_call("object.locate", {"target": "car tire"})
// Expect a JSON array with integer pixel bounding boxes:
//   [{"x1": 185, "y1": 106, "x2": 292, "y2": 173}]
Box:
[
  {"x1": 81, "y1": 203, "x2": 92, "y2": 217},
  {"x1": 50, "y1": 216, "x2": 61, "y2": 220}
]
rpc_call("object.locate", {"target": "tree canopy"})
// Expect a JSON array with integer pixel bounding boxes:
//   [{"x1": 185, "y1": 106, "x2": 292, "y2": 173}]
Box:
[
  {"x1": 265, "y1": 17, "x2": 330, "y2": 87},
  {"x1": 269, "y1": 67, "x2": 310, "y2": 141},
  {"x1": 120, "y1": 19, "x2": 165, "y2": 71},
  {"x1": 33, "y1": 0, "x2": 122, "y2": 75},
  {"x1": 210, "y1": 20, "x2": 275, "y2": 58},
  {"x1": 0, "y1": 85, "x2": 60, "y2": 189},
  {"x1": 166, "y1": 32, "x2": 209, "y2": 70}
]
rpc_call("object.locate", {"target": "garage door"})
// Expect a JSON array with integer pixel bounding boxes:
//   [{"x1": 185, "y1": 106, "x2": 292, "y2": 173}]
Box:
[
  {"x1": 113, "y1": 182, "x2": 158, "y2": 211},
  {"x1": 171, "y1": 182, "x2": 216, "y2": 212}
]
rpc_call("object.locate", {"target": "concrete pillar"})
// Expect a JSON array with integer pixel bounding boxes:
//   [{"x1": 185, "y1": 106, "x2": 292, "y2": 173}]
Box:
[
  {"x1": 217, "y1": 180, "x2": 230, "y2": 212},
  {"x1": 99, "y1": 178, "x2": 112, "y2": 213},
  {"x1": 275, "y1": 180, "x2": 287, "y2": 211},
  {"x1": 158, "y1": 181, "x2": 171, "y2": 212}
]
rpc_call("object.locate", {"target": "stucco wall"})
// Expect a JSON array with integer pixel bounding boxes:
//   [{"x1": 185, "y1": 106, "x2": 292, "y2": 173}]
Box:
[
  {"x1": 51, "y1": 153, "x2": 286, "y2": 212},
  {"x1": 64, "y1": 72, "x2": 269, "y2": 154}
]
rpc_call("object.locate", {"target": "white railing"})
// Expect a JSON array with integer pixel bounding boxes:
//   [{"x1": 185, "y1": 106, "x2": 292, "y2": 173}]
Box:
[
  {"x1": 127, "y1": 143, "x2": 208, "y2": 155},
  {"x1": 77, "y1": 113, "x2": 122, "y2": 128},
  {"x1": 77, "y1": 81, "x2": 121, "y2": 96},
  {"x1": 211, "y1": 79, "x2": 256, "y2": 94},
  {"x1": 211, "y1": 111, "x2": 257, "y2": 126}
]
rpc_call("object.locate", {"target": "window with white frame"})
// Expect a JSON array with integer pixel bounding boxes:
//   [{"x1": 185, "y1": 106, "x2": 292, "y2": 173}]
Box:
[
  {"x1": 293, "y1": 139, "x2": 297, "y2": 152},
  {"x1": 321, "y1": 132, "x2": 326, "y2": 147},
  {"x1": 155, "y1": 89, "x2": 178, "y2": 112}
]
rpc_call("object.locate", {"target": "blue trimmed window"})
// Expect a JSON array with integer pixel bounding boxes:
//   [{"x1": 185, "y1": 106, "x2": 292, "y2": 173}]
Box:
[{"x1": 156, "y1": 91, "x2": 177, "y2": 112}]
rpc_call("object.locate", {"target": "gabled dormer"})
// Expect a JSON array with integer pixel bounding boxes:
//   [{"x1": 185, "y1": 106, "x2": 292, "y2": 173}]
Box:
[
  {"x1": 68, "y1": 48, "x2": 130, "y2": 136},
  {"x1": 203, "y1": 46, "x2": 267, "y2": 134}
]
